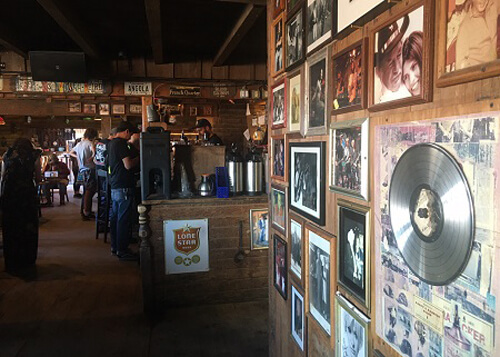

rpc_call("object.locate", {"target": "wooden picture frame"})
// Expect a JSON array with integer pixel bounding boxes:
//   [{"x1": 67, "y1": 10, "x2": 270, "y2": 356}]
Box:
[
  {"x1": 289, "y1": 212, "x2": 304, "y2": 283},
  {"x1": 273, "y1": 0, "x2": 285, "y2": 19},
  {"x1": 436, "y1": 0, "x2": 500, "y2": 87},
  {"x1": 286, "y1": 67, "x2": 304, "y2": 133},
  {"x1": 249, "y1": 208, "x2": 269, "y2": 250},
  {"x1": 271, "y1": 135, "x2": 286, "y2": 181},
  {"x1": 335, "y1": 292, "x2": 370, "y2": 357},
  {"x1": 337, "y1": 0, "x2": 384, "y2": 33},
  {"x1": 289, "y1": 141, "x2": 326, "y2": 226},
  {"x1": 286, "y1": 5, "x2": 305, "y2": 71},
  {"x1": 83, "y1": 103, "x2": 96, "y2": 114},
  {"x1": 274, "y1": 234, "x2": 288, "y2": 300},
  {"x1": 271, "y1": 80, "x2": 286, "y2": 129},
  {"x1": 271, "y1": 184, "x2": 287, "y2": 235},
  {"x1": 291, "y1": 284, "x2": 306, "y2": 351},
  {"x1": 129, "y1": 104, "x2": 142, "y2": 114},
  {"x1": 272, "y1": 15, "x2": 285, "y2": 77},
  {"x1": 68, "y1": 102, "x2": 81, "y2": 113},
  {"x1": 306, "y1": 47, "x2": 329, "y2": 136},
  {"x1": 329, "y1": 118, "x2": 369, "y2": 201},
  {"x1": 368, "y1": 0, "x2": 434, "y2": 112},
  {"x1": 112, "y1": 103, "x2": 126, "y2": 115},
  {"x1": 98, "y1": 103, "x2": 110, "y2": 116},
  {"x1": 337, "y1": 200, "x2": 370, "y2": 313},
  {"x1": 332, "y1": 39, "x2": 367, "y2": 114},
  {"x1": 306, "y1": 0, "x2": 335, "y2": 55}
]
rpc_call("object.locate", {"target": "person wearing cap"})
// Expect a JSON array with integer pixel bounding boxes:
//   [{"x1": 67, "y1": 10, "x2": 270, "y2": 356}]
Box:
[
  {"x1": 108, "y1": 121, "x2": 140, "y2": 261},
  {"x1": 42, "y1": 154, "x2": 71, "y2": 206},
  {"x1": 374, "y1": 15, "x2": 411, "y2": 103},
  {"x1": 193, "y1": 118, "x2": 223, "y2": 145}
]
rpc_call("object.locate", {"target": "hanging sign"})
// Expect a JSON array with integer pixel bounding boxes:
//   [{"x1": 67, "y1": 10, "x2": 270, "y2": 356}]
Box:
[
  {"x1": 164, "y1": 219, "x2": 209, "y2": 274},
  {"x1": 124, "y1": 81, "x2": 152, "y2": 96},
  {"x1": 169, "y1": 86, "x2": 201, "y2": 97},
  {"x1": 15, "y1": 77, "x2": 105, "y2": 94}
]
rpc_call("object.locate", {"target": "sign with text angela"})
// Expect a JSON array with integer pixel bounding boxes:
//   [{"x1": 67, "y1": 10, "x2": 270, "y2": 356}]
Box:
[
  {"x1": 164, "y1": 219, "x2": 209, "y2": 274},
  {"x1": 124, "y1": 81, "x2": 152, "y2": 96}
]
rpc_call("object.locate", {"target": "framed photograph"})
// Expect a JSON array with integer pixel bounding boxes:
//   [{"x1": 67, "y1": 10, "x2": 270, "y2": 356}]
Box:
[
  {"x1": 98, "y1": 103, "x2": 110, "y2": 116},
  {"x1": 289, "y1": 141, "x2": 326, "y2": 226},
  {"x1": 369, "y1": 1, "x2": 433, "y2": 111},
  {"x1": 308, "y1": 228, "x2": 331, "y2": 335},
  {"x1": 286, "y1": 7, "x2": 305, "y2": 70},
  {"x1": 129, "y1": 104, "x2": 142, "y2": 114},
  {"x1": 83, "y1": 103, "x2": 96, "y2": 114},
  {"x1": 274, "y1": 234, "x2": 288, "y2": 299},
  {"x1": 203, "y1": 105, "x2": 212, "y2": 116},
  {"x1": 337, "y1": 201, "x2": 370, "y2": 310},
  {"x1": 112, "y1": 104, "x2": 126, "y2": 115},
  {"x1": 271, "y1": 81, "x2": 286, "y2": 129},
  {"x1": 332, "y1": 40, "x2": 367, "y2": 114},
  {"x1": 335, "y1": 292, "x2": 370, "y2": 357},
  {"x1": 306, "y1": 47, "x2": 329, "y2": 136},
  {"x1": 287, "y1": 68, "x2": 303, "y2": 133},
  {"x1": 337, "y1": 0, "x2": 384, "y2": 33},
  {"x1": 291, "y1": 285, "x2": 305, "y2": 351},
  {"x1": 306, "y1": 0, "x2": 334, "y2": 54},
  {"x1": 250, "y1": 208, "x2": 269, "y2": 250},
  {"x1": 189, "y1": 106, "x2": 198, "y2": 116},
  {"x1": 329, "y1": 118, "x2": 369, "y2": 200},
  {"x1": 272, "y1": 15, "x2": 285, "y2": 77},
  {"x1": 271, "y1": 135, "x2": 286, "y2": 181},
  {"x1": 290, "y1": 215, "x2": 303, "y2": 281},
  {"x1": 274, "y1": 0, "x2": 285, "y2": 18},
  {"x1": 436, "y1": 0, "x2": 500, "y2": 87},
  {"x1": 68, "y1": 102, "x2": 81, "y2": 113},
  {"x1": 271, "y1": 184, "x2": 287, "y2": 234},
  {"x1": 288, "y1": 0, "x2": 303, "y2": 14}
]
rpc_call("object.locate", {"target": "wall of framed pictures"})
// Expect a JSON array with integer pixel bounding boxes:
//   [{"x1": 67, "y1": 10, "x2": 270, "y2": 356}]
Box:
[{"x1": 267, "y1": 0, "x2": 500, "y2": 356}]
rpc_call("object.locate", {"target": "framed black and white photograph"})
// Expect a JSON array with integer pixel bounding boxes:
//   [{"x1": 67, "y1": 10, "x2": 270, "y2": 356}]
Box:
[
  {"x1": 271, "y1": 185, "x2": 287, "y2": 234},
  {"x1": 306, "y1": 0, "x2": 334, "y2": 54},
  {"x1": 329, "y1": 118, "x2": 369, "y2": 200},
  {"x1": 250, "y1": 208, "x2": 269, "y2": 250},
  {"x1": 335, "y1": 292, "x2": 370, "y2": 357},
  {"x1": 308, "y1": 228, "x2": 331, "y2": 335},
  {"x1": 271, "y1": 135, "x2": 286, "y2": 181},
  {"x1": 287, "y1": 68, "x2": 303, "y2": 133},
  {"x1": 337, "y1": 0, "x2": 384, "y2": 33},
  {"x1": 286, "y1": 7, "x2": 305, "y2": 70},
  {"x1": 272, "y1": 15, "x2": 285, "y2": 77},
  {"x1": 290, "y1": 216, "x2": 303, "y2": 281},
  {"x1": 338, "y1": 201, "x2": 370, "y2": 310},
  {"x1": 129, "y1": 104, "x2": 142, "y2": 114},
  {"x1": 68, "y1": 102, "x2": 81, "y2": 113},
  {"x1": 112, "y1": 103, "x2": 126, "y2": 115},
  {"x1": 83, "y1": 103, "x2": 96, "y2": 114},
  {"x1": 291, "y1": 285, "x2": 305, "y2": 351},
  {"x1": 289, "y1": 141, "x2": 325, "y2": 226},
  {"x1": 274, "y1": 234, "x2": 288, "y2": 299},
  {"x1": 99, "y1": 103, "x2": 110, "y2": 116},
  {"x1": 369, "y1": 1, "x2": 433, "y2": 111},
  {"x1": 271, "y1": 81, "x2": 286, "y2": 129},
  {"x1": 288, "y1": 0, "x2": 302, "y2": 14},
  {"x1": 307, "y1": 48, "x2": 329, "y2": 136}
]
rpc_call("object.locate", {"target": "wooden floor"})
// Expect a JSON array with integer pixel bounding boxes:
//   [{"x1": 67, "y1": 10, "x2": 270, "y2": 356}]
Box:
[{"x1": 0, "y1": 197, "x2": 268, "y2": 357}]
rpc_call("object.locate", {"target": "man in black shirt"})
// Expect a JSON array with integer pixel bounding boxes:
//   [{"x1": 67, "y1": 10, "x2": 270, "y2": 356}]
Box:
[
  {"x1": 108, "y1": 121, "x2": 140, "y2": 261},
  {"x1": 193, "y1": 118, "x2": 223, "y2": 145}
]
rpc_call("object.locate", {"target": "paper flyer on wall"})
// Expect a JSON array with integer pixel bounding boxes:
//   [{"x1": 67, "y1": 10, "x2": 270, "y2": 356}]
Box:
[{"x1": 374, "y1": 113, "x2": 500, "y2": 357}]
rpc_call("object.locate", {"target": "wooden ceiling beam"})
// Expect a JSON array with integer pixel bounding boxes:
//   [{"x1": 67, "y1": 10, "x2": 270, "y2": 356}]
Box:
[
  {"x1": 36, "y1": 0, "x2": 100, "y2": 58},
  {"x1": 214, "y1": 0, "x2": 267, "y2": 5},
  {"x1": 213, "y1": 4, "x2": 264, "y2": 66},
  {"x1": 0, "y1": 24, "x2": 27, "y2": 58},
  {"x1": 144, "y1": 0, "x2": 165, "y2": 64}
]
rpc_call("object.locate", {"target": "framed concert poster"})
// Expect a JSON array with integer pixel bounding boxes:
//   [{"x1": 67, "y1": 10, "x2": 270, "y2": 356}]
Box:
[
  {"x1": 335, "y1": 292, "x2": 370, "y2": 357},
  {"x1": 274, "y1": 234, "x2": 288, "y2": 299},
  {"x1": 436, "y1": 0, "x2": 500, "y2": 87},
  {"x1": 306, "y1": 47, "x2": 329, "y2": 136},
  {"x1": 250, "y1": 208, "x2": 269, "y2": 250},
  {"x1": 287, "y1": 68, "x2": 303, "y2": 133},
  {"x1": 289, "y1": 141, "x2": 326, "y2": 226},
  {"x1": 286, "y1": 6, "x2": 305, "y2": 70},
  {"x1": 271, "y1": 184, "x2": 287, "y2": 235},
  {"x1": 271, "y1": 135, "x2": 286, "y2": 181},
  {"x1": 271, "y1": 81, "x2": 286, "y2": 129},
  {"x1": 329, "y1": 118, "x2": 369, "y2": 200},
  {"x1": 332, "y1": 39, "x2": 367, "y2": 114},
  {"x1": 368, "y1": 0, "x2": 434, "y2": 111},
  {"x1": 291, "y1": 285, "x2": 306, "y2": 351},
  {"x1": 337, "y1": 201, "x2": 370, "y2": 311},
  {"x1": 306, "y1": 0, "x2": 335, "y2": 54},
  {"x1": 272, "y1": 15, "x2": 285, "y2": 77},
  {"x1": 289, "y1": 214, "x2": 304, "y2": 282}
]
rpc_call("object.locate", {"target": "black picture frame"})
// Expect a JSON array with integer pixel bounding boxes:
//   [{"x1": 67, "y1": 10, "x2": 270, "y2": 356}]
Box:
[
  {"x1": 289, "y1": 141, "x2": 326, "y2": 226},
  {"x1": 286, "y1": 5, "x2": 305, "y2": 71},
  {"x1": 274, "y1": 234, "x2": 288, "y2": 300}
]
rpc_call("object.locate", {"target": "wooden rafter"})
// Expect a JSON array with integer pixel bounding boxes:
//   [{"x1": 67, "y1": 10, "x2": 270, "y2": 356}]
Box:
[{"x1": 144, "y1": 0, "x2": 165, "y2": 64}]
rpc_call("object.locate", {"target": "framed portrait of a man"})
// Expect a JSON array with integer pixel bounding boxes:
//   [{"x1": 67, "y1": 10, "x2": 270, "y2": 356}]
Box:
[
  {"x1": 290, "y1": 215, "x2": 303, "y2": 281},
  {"x1": 271, "y1": 184, "x2": 287, "y2": 234},
  {"x1": 437, "y1": 0, "x2": 500, "y2": 86},
  {"x1": 250, "y1": 208, "x2": 269, "y2": 250},
  {"x1": 286, "y1": 7, "x2": 305, "y2": 70},
  {"x1": 306, "y1": 0, "x2": 335, "y2": 54},
  {"x1": 271, "y1": 135, "x2": 286, "y2": 181},
  {"x1": 274, "y1": 234, "x2": 288, "y2": 299},
  {"x1": 272, "y1": 15, "x2": 285, "y2": 77},
  {"x1": 289, "y1": 141, "x2": 325, "y2": 226},
  {"x1": 369, "y1": 1, "x2": 433, "y2": 111},
  {"x1": 306, "y1": 48, "x2": 329, "y2": 136},
  {"x1": 335, "y1": 292, "x2": 370, "y2": 357},
  {"x1": 287, "y1": 68, "x2": 303, "y2": 133},
  {"x1": 271, "y1": 81, "x2": 286, "y2": 129},
  {"x1": 291, "y1": 285, "x2": 305, "y2": 351},
  {"x1": 337, "y1": 201, "x2": 370, "y2": 310}
]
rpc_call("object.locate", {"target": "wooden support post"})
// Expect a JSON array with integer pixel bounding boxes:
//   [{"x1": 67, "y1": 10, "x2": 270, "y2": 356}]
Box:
[{"x1": 138, "y1": 204, "x2": 155, "y2": 315}]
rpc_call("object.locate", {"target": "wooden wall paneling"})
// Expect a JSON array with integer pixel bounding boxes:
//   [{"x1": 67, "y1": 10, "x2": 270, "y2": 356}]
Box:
[
  {"x1": 115, "y1": 58, "x2": 147, "y2": 77},
  {"x1": 212, "y1": 65, "x2": 230, "y2": 80},
  {"x1": 145, "y1": 59, "x2": 175, "y2": 78},
  {"x1": 174, "y1": 61, "x2": 203, "y2": 79},
  {"x1": 255, "y1": 63, "x2": 267, "y2": 81},
  {"x1": 229, "y1": 64, "x2": 255, "y2": 81},
  {"x1": 0, "y1": 51, "x2": 26, "y2": 72}
]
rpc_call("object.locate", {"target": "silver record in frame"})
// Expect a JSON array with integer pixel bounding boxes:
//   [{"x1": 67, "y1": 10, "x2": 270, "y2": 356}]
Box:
[{"x1": 388, "y1": 143, "x2": 474, "y2": 286}]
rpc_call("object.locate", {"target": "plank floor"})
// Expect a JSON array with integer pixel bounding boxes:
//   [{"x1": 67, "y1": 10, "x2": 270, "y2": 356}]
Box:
[{"x1": 0, "y1": 197, "x2": 268, "y2": 357}]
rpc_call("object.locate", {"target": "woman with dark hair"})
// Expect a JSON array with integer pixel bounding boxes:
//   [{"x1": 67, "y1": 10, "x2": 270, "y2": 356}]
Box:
[
  {"x1": 0, "y1": 138, "x2": 42, "y2": 273},
  {"x1": 402, "y1": 31, "x2": 423, "y2": 96}
]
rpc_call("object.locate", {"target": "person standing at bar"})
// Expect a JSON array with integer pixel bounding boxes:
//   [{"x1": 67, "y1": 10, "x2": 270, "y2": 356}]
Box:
[
  {"x1": 108, "y1": 121, "x2": 140, "y2": 261},
  {"x1": 193, "y1": 118, "x2": 223, "y2": 145}
]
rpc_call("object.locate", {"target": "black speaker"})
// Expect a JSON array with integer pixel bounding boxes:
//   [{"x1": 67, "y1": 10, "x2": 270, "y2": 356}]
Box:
[
  {"x1": 29, "y1": 51, "x2": 87, "y2": 82},
  {"x1": 140, "y1": 131, "x2": 171, "y2": 201}
]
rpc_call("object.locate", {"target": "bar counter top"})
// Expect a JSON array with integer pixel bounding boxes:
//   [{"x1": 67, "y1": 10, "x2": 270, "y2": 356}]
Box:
[{"x1": 142, "y1": 194, "x2": 268, "y2": 206}]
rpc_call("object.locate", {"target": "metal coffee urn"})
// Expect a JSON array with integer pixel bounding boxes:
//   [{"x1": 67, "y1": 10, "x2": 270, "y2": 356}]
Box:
[
  {"x1": 245, "y1": 148, "x2": 263, "y2": 196},
  {"x1": 226, "y1": 143, "x2": 243, "y2": 195}
]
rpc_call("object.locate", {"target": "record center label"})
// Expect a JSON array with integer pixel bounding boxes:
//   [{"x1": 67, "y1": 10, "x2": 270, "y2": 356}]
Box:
[{"x1": 410, "y1": 185, "x2": 444, "y2": 242}]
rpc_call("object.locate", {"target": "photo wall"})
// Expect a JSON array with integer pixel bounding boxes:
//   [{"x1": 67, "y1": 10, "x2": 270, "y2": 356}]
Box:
[{"x1": 268, "y1": 0, "x2": 500, "y2": 356}]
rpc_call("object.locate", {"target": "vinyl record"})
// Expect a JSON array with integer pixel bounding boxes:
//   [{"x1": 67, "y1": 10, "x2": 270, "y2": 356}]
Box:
[{"x1": 389, "y1": 143, "x2": 474, "y2": 286}]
